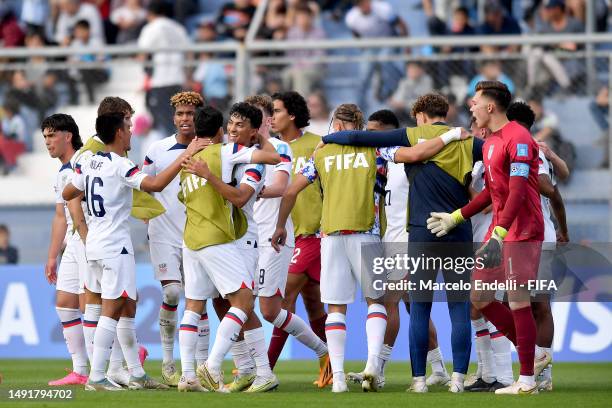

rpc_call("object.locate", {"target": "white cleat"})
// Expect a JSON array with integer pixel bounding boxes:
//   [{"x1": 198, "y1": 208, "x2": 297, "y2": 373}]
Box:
[
  {"x1": 332, "y1": 380, "x2": 349, "y2": 393},
  {"x1": 346, "y1": 371, "x2": 364, "y2": 384},
  {"x1": 177, "y1": 375, "x2": 209, "y2": 392},
  {"x1": 495, "y1": 381, "x2": 539, "y2": 395},
  {"x1": 448, "y1": 373, "x2": 464, "y2": 393},
  {"x1": 426, "y1": 371, "x2": 451, "y2": 386},
  {"x1": 408, "y1": 377, "x2": 428, "y2": 393},
  {"x1": 534, "y1": 352, "x2": 552, "y2": 377},
  {"x1": 537, "y1": 378, "x2": 553, "y2": 392},
  {"x1": 107, "y1": 367, "x2": 130, "y2": 388},
  {"x1": 463, "y1": 373, "x2": 479, "y2": 387},
  {"x1": 361, "y1": 371, "x2": 380, "y2": 392}
]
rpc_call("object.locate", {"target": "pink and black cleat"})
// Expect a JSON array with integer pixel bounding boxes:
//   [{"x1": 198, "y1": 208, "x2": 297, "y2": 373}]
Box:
[{"x1": 48, "y1": 371, "x2": 88, "y2": 386}]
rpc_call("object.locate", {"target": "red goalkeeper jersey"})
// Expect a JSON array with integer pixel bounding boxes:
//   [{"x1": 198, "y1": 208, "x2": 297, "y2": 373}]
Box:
[{"x1": 481, "y1": 121, "x2": 544, "y2": 242}]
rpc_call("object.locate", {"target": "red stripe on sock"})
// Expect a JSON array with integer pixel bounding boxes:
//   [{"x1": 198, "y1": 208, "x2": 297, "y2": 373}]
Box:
[
  {"x1": 367, "y1": 312, "x2": 387, "y2": 320},
  {"x1": 225, "y1": 312, "x2": 243, "y2": 325},
  {"x1": 161, "y1": 302, "x2": 178, "y2": 311},
  {"x1": 325, "y1": 324, "x2": 346, "y2": 331},
  {"x1": 62, "y1": 319, "x2": 82, "y2": 328}
]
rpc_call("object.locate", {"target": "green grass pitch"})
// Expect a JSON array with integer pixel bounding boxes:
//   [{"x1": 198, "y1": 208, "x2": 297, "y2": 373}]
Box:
[{"x1": 0, "y1": 360, "x2": 611, "y2": 407}]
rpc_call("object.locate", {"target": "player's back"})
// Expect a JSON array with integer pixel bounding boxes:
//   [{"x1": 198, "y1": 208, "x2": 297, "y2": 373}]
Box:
[
  {"x1": 142, "y1": 135, "x2": 186, "y2": 247},
  {"x1": 76, "y1": 151, "x2": 144, "y2": 260}
]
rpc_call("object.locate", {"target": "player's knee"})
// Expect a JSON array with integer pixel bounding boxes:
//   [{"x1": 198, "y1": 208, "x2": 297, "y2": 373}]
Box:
[
  {"x1": 162, "y1": 282, "x2": 182, "y2": 306},
  {"x1": 261, "y1": 308, "x2": 278, "y2": 323}
]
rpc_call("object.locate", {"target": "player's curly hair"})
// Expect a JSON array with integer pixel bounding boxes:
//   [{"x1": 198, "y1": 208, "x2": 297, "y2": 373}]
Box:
[
  {"x1": 411, "y1": 93, "x2": 449, "y2": 119},
  {"x1": 333, "y1": 103, "x2": 365, "y2": 130},
  {"x1": 229, "y1": 102, "x2": 263, "y2": 129},
  {"x1": 272, "y1": 91, "x2": 310, "y2": 129},
  {"x1": 506, "y1": 101, "x2": 535, "y2": 130},
  {"x1": 245, "y1": 94, "x2": 273, "y2": 117},
  {"x1": 170, "y1": 91, "x2": 205, "y2": 108},
  {"x1": 97, "y1": 96, "x2": 134, "y2": 116},
  {"x1": 475, "y1": 81, "x2": 511, "y2": 111}
]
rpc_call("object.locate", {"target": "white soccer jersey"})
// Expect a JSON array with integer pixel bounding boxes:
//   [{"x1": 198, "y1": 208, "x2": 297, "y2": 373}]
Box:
[
  {"x1": 253, "y1": 137, "x2": 295, "y2": 247},
  {"x1": 233, "y1": 161, "x2": 265, "y2": 247},
  {"x1": 538, "y1": 150, "x2": 556, "y2": 245},
  {"x1": 142, "y1": 135, "x2": 186, "y2": 248},
  {"x1": 55, "y1": 153, "x2": 89, "y2": 242},
  {"x1": 382, "y1": 161, "x2": 409, "y2": 243},
  {"x1": 72, "y1": 152, "x2": 147, "y2": 260},
  {"x1": 470, "y1": 161, "x2": 492, "y2": 243}
]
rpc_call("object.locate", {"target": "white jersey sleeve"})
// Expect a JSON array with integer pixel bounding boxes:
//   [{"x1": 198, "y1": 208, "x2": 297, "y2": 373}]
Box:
[
  {"x1": 273, "y1": 139, "x2": 293, "y2": 175},
  {"x1": 117, "y1": 157, "x2": 147, "y2": 191},
  {"x1": 377, "y1": 146, "x2": 401, "y2": 163},
  {"x1": 72, "y1": 162, "x2": 86, "y2": 192},
  {"x1": 227, "y1": 143, "x2": 255, "y2": 165},
  {"x1": 240, "y1": 163, "x2": 265, "y2": 192},
  {"x1": 141, "y1": 144, "x2": 156, "y2": 176}
]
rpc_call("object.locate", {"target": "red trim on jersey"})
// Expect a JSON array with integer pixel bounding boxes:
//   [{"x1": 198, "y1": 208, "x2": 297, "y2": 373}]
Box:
[{"x1": 121, "y1": 290, "x2": 129, "y2": 298}]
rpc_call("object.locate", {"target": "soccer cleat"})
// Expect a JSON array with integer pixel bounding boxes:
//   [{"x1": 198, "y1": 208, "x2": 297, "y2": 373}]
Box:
[
  {"x1": 408, "y1": 378, "x2": 428, "y2": 393},
  {"x1": 361, "y1": 371, "x2": 381, "y2": 392},
  {"x1": 244, "y1": 374, "x2": 279, "y2": 393},
  {"x1": 426, "y1": 371, "x2": 451, "y2": 386},
  {"x1": 489, "y1": 381, "x2": 508, "y2": 392},
  {"x1": 537, "y1": 378, "x2": 552, "y2": 392},
  {"x1": 448, "y1": 375, "x2": 464, "y2": 393},
  {"x1": 225, "y1": 373, "x2": 256, "y2": 392},
  {"x1": 316, "y1": 354, "x2": 333, "y2": 388},
  {"x1": 107, "y1": 367, "x2": 130, "y2": 387},
  {"x1": 534, "y1": 351, "x2": 552, "y2": 377},
  {"x1": 346, "y1": 371, "x2": 364, "y2": 384},
  {"x1": 494, "y1": 381, "x2": 539, "y2": 395},
  {"x1": 85, "y1": 377, "x2": 124, "y2": 391},
  {"x1": 139, "y1": 345, "x2": 149, "y2": 366},
  {"x1": 332, "y1": 380, "x2": 348, "y2": 393},
  {"x1": 463, "y1": 373, "x2": 479, "y2": 387},
  {"x1": 128, "y1": 374, "x2": 170, "y2": 390},
  {"x1": 178, "y1": 376, "x2": 209, "y2": 392},
  {"x1": 196, "y1": 363, "x2": 228, "y2": 393},
  {"x1": 161, "y1": 362, "x2": 180, "y2": 387},
  {"x1": 49, "y1": 371, "x2": 88, "y2": 386},
  {"x1": 465, "y1": 377, "x2": 495, "y2": 392}
]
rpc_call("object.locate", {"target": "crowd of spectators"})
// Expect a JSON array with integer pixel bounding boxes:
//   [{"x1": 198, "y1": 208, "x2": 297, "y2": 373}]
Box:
[{"x1": 0, "y1": 0, "x2": 609, "y2": 173}]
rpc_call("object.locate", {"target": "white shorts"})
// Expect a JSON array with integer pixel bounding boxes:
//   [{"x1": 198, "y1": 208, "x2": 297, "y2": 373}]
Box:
[
  {"x1": 320, "y1": 234, "x2": 385, "y2": 304},
  {"x1": 257, "y1": 245, "x2": 293, "y2": 298},
  {"x1": 150, "y1": 242, "x2": 183, "y2": 282},
  {"x1": 57, "y1": 237, "x2": 87, "y2": 295},
  {"x1": 383, "y1": 242, "x2": 409, "y2": 281},
  {"x1": 183, "y1": 242, "x2": 253, "y2": 301},
  {"x1": 88, "y1": 254, "x2": 137, "y2": 300},
  {"x1": 239, "y1": 243, "x2": 259, "y2": 296}
]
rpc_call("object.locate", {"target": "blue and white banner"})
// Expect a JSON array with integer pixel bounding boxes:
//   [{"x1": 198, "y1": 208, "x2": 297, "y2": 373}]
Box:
[{"x1": 0, "y1": 265, "x2": 610, "y2": 362}]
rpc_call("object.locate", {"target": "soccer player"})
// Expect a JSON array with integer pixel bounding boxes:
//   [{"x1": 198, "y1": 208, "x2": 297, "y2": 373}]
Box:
[
  {"x1": 506, "y1": 101, "x2": 570, "y2": 391},
  {"x1": 141, "y1": 91, "x2": 205, "y2": 386},
  {"x1": 239, "y1": 95, "x2": 331, "y2": 388},
  {"x1": 346, "y1": 110, "x2": 449, "y2": 389},
  {"x1": 44, "y1": 114, "x2": 89, "y2": 386},
  {"x1": 267, "y1": 91, "x2": 329, "y2": 373},
  {"x1": 178, "y1": 105, "x2": 281, "y2": 393},
  {"x1": 272, "y1": 103, "x2": 464, "y2": 393},
  {"x1": 322, "y1": 95, "x2": 478, "y2": 393},
  {"x1": 464, "y1": 117, "x2": 513, "y2": 392},
  {"x1": 427, "y1": 81, "x2": 549, "y2": 395},
  {"x1": 63, "y1": 112, "x2": 204, "y2": 391}
]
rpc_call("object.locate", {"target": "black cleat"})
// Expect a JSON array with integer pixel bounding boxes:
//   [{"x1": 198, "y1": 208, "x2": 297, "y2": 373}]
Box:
[
  {"x1": 465, "y1": 378, "x2": 495, "y2": 392},
  {"x1": 489, "y1": 381, "x2": 507, "y2": 392}
]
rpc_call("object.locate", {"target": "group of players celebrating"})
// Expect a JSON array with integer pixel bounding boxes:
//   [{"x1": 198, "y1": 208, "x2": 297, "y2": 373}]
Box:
[{"x1": 43, "y1": 79, "x2": 567, "y2": 396}]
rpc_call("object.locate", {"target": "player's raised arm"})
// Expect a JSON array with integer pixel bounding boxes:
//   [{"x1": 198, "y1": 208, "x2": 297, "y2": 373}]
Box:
[
  {"x1": 140, "y1": 137, "x2": 209, "y2": 192},
  {"x1": 45, "y1": 203, "x2": 68, "y2": 284},
  {"x1": 271, "y1": 173, "x2": 311, "y2": 252}
]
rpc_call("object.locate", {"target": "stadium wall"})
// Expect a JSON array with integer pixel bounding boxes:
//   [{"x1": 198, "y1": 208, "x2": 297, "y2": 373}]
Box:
[{"x1": 1, "y1": 264, "x2": 610, "y2": 362}]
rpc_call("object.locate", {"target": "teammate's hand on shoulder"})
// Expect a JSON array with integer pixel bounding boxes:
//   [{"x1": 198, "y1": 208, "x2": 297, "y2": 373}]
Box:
[
  {"x1": 537, "y1": 141, "x2": 552, "y2": 158},
  {"x1": 185, "y1": 137, "x2": 210, "y2": 157},
  {"x1": 459, "y1": 128, "x2": 472, "y2": 140},
  {"x1": 183, "y1": 157, "x2": 211, "y2": 179},
  {"x1": 45, "y1": 258, "x2": 57, "y2": 284},
  {"x1": 271, "y1": 227, "x2": 287, "y2": 253},
  {"x1": 256, "y1": 186, "x2": 266, "y2": 201}
]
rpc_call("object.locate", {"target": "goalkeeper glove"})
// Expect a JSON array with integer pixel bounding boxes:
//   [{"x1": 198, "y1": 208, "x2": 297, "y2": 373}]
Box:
[
  {"x1": 426, "y1": 209, "x2": 465, "y2": 237},
  {"x1": 475, "y1": 226, "x2": 508, "y2": 268}
]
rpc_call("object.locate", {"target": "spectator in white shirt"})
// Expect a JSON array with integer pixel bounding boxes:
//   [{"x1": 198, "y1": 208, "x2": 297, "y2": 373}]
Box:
[
  {"x1": 55, "y1": 0, "x2": 105, "y2": 46},
  {"x1": 110, "y1": 0, "x2": 147, "y2": 44}
]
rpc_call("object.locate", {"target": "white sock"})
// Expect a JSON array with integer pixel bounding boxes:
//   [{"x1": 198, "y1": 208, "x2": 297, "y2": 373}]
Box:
[
  {"x1": 518, "y1": 374, "x2": 535, "y2": 386},
  {"x1": 231, "y1": 340, "x2": 255, "y2": 376},
  {"x1": 426, "y1": 347, "x2": 448, "y2": 375},
  {"x1": 117, "y1": 317, "x2": 145, "y2": 378},
  {"x1": 90, "y1": 316, "x2": 117, "y2": 382},
  {"x1": 364, "y1": 304, "x2": 387, "y2": 374},
  {"x1": 272, "y1": 309, "x2": 327, "y2": 357},
  {"x1": 489, "y1": 321, "x2": 514, "y2": 386},
  {"x1": 83, "y1": 304, "x2": 101, "y2": 363},
  {"x1": 452, "y1": 372, "x2": 465, "y2": 383},
  {"x1": 244, "y1": 327, "x2": 272, "y2": 377},
  {"x1": 179, "y1": 310, "x2": 200, "y2": 380},
  {"x1": 325, "y1": 312, "x2": 346, "y2": 382},
  {"x1": 472, "y1": 318, "x2": 495, "y2": 383},
  {"x1": 207, "y1": 307, "x2": 247, "y2": 375},
  {"x1": 107, "y1": 333, "x2": 124, "y2": 372},
  {"x1": 195, "y1": 313, "x2": 209, "y2": 366},
  {"x1": 379, "y1": 344, "x2": 392, "y2": 376},
  {"x1": 56, "y1": 307, "x2": 88, "y2": 375},
  {"x1": 159, "y1": 283, "x2": 181, "y2": 365}
]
